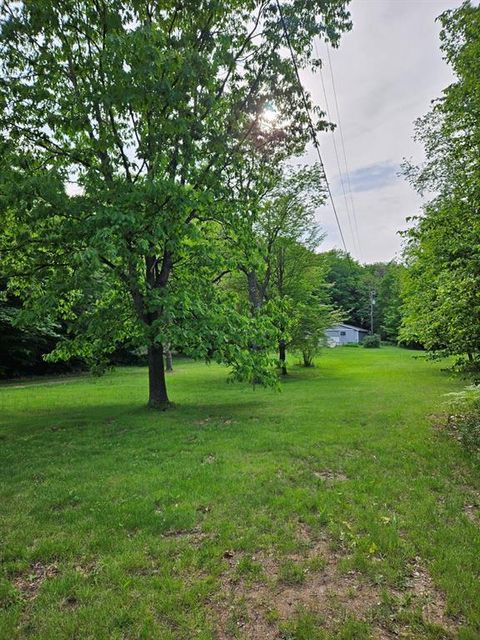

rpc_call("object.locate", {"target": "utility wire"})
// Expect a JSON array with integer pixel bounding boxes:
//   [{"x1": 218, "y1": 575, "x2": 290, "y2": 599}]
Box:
[
  {"x1": 274, "y1": 0, "x2": 348, "y2": 253},
  {"x1": 315, "y1": 36, "x2": 359, "y2": 256},
  {"x1": 325, "y1": 45, "x2": 363, "y2": 261}
]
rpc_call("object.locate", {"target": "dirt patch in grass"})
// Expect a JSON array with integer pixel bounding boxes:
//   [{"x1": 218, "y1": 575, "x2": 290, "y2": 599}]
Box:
[
  {"x1": 13, "y1": 562, "x2": 59, "y2": 600},
  {"x1": 71, "y1": 558, "x2": 99, "y2": 576},
  {"x1": 462, "y1": 490, "x2": 480, "y2": 525},
  {"x1": 209, "y1": 528, "x2": 458, "y2": 639},
  {"x1": 464, "y1": 502, "x2": 479, "y2": 524},
  {"x1": 195, "y1": 417, "x2": 212, "y2": 426},
  {"x1": 61, "y1": 594, "x2": 80, "y2": 609},
  {"x1": 407, "y1": 557, "x2": 457, "y2": 632},
  {"x1": 313, "y1": 469, "x2": 348, "y2": 483},
  {"x1": 210, "y1": 526, "x2": 378, "y2": 639},
  {"x1": 194, "y1": 416, "x2": 236, "y2": 428},
  {"x1": 161, "y1": 525, "x2": 211, "y2": 542}
]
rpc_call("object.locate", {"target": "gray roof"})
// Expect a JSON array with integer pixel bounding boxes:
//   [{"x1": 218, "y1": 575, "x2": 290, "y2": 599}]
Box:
[{"x1": 329, "y1": 323, "x2": 369, "y2": 332}]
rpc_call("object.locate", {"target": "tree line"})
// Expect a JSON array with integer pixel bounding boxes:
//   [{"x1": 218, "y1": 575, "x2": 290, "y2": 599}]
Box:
[
  {"x1": 1, "y1": 243, "x2": 405, "y2": 380},
  {"x1": 400, "y1": 1, "x2": 480, "y2": 373}
]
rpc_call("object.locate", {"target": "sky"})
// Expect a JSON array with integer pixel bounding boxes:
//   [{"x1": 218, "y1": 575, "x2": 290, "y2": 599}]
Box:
[{"x1": 302, "y1": 0, "x2": 463, "y2": 264}]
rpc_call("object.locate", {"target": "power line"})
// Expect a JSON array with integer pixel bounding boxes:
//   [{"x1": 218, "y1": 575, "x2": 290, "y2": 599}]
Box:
[
  {"x1": 325, "y1": 45, "x2": 363, "y2": 261},
  {"x1": 315, "y1": 36, "x2": 359, "y2": 256},
  {"x1": 274, "y1": 0, "x2": 348, "y2": 253}
]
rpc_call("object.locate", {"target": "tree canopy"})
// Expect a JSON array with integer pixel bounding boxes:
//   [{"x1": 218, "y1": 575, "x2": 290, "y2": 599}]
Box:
[
  {"x1": 400, "y1": 1, "x2": 480, "y2": 369},
  {"x1": 320, "y1": 250, "x2": 404, "y2": 341},
  {"x1": 0, "y1": 0, "x2": 351, "y2": 406}
]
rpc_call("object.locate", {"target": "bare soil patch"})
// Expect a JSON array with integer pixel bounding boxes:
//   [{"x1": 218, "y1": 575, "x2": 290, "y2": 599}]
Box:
[
  {"x1": 209, "y1": 526, "x2": 377, "y2": 639},
  {"x1": 209, "y1": 527, "x2": 457, "y2": 639},
  {"x1": 313, "y1": 469, "x2": 348, "y2": 484},
  {"x1": 13, "y1": 562, "x2": 59, "y2": 600},
  {"x1": 407, "y1": 557, "x2": 458, "y2": 632},
  {"x1": 464, "y1": 502, "x2": 479, "y2": 525}
]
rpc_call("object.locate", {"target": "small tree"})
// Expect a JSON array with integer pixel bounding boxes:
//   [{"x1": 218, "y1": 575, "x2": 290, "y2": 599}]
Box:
[
  {"x1": 234, "y1": 164, "x2": 329, "y2": 374},
  {"x1": 290, "y1": 296, "x2": 341, "y2": 366}
]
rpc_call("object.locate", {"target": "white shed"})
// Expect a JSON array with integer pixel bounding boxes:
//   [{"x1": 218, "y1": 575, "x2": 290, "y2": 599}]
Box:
[{"x1": 325, "y1": 323, "x2": 369, "y2": 345}]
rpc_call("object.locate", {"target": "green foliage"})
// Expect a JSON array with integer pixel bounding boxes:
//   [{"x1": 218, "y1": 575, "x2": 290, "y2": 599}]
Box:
[
  {"x1": 367, "y1": 262, "x2": 405, "y2": 342},
  {"x1": 0, "y1": 0, "x2": 352, "y2": 404},
  {"x1": 320, "y1": 250, "x2": 369, "y2": 327},
  {"x1": 401, "y1": 2, "x2": 480, "y2": 370},
  {"x1": 236, "y1": 163, "x2": 327, "y2": 310},
  {"x1": 231, "y1": 161, "x2": 339, "y2": 373},
  {"x1": 320, "y1": 251, "x2": 404, "y2": 341},
  {"x1": 290, "y1": 293, "x2": 341, "y2": 366},
  {"x1": 445, "y1": 386, "x2": 480, "y2": 455},
  {"x1": 0, "y1": 284, "x2": 84, "y2": 378},
  {"x1": 362, "y1": 334, "x2": 381, "y2": 349}
]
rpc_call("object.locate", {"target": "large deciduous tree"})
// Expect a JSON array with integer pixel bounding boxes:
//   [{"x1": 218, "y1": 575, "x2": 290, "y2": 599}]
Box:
[
  {"x1": 400, "y1": 1, "x2": 480, "y2": 369},
  {"x1": 0, "y1": 0, "x2": 351, "y2": 407}
]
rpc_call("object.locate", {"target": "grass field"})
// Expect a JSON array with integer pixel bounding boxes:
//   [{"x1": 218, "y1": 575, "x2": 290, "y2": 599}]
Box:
[{"x1": 1, "y1": 347, "x2": 480, "y2": 639}]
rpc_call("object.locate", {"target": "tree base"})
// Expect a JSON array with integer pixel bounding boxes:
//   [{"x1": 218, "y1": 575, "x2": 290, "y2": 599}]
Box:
[{"x1": 147, "y1": 399, "x2": 174, "y2": 411}]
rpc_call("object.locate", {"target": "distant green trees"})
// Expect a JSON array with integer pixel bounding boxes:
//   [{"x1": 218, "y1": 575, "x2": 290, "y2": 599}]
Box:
[
  {"x1": 0, "y1": 284, "x2": 69, "y2": 378},
  {"x1": 400, "y1": 1, "x2": 480, "y2": 370},
  {"x1": 319, "y1": 250, "x2": 404, "y2": 341}
]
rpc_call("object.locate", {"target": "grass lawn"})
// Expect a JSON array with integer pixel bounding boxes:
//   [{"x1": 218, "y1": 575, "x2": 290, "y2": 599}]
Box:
[{"x1": 1, "y1": 346, "x2": 479, "y2": 639}]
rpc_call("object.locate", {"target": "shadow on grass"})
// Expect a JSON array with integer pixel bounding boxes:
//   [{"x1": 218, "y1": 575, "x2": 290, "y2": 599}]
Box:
[{"x1": 0, "y1": 397, "x2": 274, "y2": 437}]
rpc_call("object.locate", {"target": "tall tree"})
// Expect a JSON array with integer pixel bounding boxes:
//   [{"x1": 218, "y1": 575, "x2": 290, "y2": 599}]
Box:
[
  {"x1": 363, "y1": 261, "x2": 404, "y2": 340},
  {"x1": 0, "y1": 0, "x2": 351, "y2": 407},
  {"x1": 234, "y1": 163, "x2": 332, "y2": 374},
  {"x1": 401, "y1": 1, "x2": 480, "y2": 368},
  {"x1": 282, "y1": 244, "x2": 340, "y2": 368}
]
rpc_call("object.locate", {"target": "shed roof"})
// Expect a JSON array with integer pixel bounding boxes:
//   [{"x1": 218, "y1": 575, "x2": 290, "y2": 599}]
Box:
[{"x1": 330, "y1": 323, "x2": 369, "y2": 333}]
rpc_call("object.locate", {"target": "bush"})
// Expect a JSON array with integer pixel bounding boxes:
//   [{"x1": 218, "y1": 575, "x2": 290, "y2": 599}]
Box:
[
  {"x1": 362, "y1": 334, "x2": 381, "y2": 348},
  {"x1": 444, "y1": 386, "x2": 480, "y2": 455}
]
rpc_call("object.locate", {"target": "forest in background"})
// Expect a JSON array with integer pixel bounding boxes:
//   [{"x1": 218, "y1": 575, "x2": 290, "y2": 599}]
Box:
[{"x1": 0, "y1": 250, "x2": 404, "y2": 378}]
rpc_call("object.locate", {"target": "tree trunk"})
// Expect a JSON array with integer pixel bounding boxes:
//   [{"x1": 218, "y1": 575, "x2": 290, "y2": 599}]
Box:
[
  {"x1": 302, "y1": 351, "x2": 313, "y2": 367},
  {"x1": 147, "y1": 343, "x2": 170, "y2": 409},
  {"x1": 247, "y1": 271, "x2": 261, "y2": 310},
  {"x1": 165, "y1": 345, "x2": 173, "y2": 372},
  {"x1": 279, "y1": 339, "x2": 287, "y2": 376}
]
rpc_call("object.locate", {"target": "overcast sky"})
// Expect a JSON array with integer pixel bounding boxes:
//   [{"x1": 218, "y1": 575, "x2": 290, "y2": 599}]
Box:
[{"x1": 302, "y1": 0, "x2": 462, "y2": 264}]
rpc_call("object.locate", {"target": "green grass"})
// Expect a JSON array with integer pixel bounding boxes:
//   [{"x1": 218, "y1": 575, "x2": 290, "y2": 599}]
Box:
[{"x1": 1, "y1": 347, "x2": 479, "y2": 639}]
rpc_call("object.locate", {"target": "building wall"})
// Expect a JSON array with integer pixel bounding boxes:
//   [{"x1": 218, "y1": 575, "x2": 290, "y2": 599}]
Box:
[{"x1": 325, "y1": 325, "x2": 367, "y2": 345}]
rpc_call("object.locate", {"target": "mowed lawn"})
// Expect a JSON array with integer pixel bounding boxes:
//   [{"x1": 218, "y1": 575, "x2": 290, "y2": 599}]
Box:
[{"x1": 1, "y1": 348, "x2": 479, "y2": 640}]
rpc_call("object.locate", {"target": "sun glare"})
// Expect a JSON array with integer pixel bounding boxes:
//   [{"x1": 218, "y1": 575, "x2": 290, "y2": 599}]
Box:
[{"x1": 261, "y1": 105, "x2": 278, "y2": 124}]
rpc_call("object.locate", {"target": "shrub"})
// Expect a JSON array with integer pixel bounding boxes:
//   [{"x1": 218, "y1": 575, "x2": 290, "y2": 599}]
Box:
[
  {"x1": 444, "y1": 386, "x2": 480, "y2": 455},
  {"x1": 362, "y1": 334, "x2": 381, "y2": 348}
]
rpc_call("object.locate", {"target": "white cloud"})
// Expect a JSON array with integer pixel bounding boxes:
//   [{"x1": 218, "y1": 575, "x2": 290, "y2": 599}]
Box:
[{"x1": 301, "y1": 0, "x2": 463, "y2": 263}]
